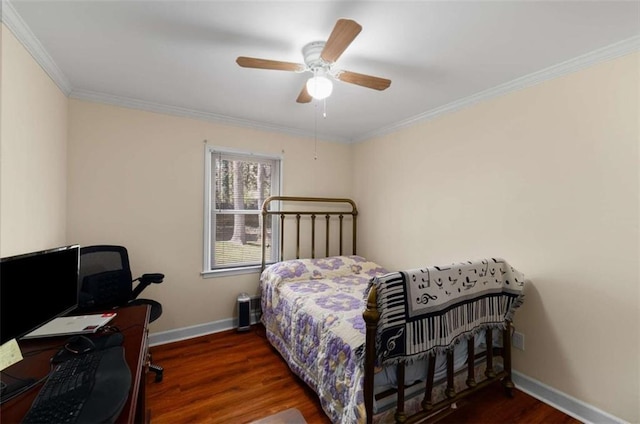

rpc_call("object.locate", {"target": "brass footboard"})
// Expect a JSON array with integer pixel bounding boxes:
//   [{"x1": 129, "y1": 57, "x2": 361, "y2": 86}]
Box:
[
  {"x1": 363, "y1": 287, "x2": 515, "y2": 424},
  {"x1": 260, "y1": 196, "x2": 515, "y2": 423}
]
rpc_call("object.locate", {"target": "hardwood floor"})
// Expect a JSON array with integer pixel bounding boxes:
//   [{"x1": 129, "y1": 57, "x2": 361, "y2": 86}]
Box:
[{"x1": 146, "y1": 325, "x2": 580, "y2": 424}]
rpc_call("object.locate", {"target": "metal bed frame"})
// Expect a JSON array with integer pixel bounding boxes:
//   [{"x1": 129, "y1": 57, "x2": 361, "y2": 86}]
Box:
[{"x1": 260, "y1": 196, "x2": 513, "y2": 424}]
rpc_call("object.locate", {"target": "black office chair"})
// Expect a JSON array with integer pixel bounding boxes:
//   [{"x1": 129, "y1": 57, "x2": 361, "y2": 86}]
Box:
[{"x1": 78, "y1": 245, "x2": 164, "y2": 382}]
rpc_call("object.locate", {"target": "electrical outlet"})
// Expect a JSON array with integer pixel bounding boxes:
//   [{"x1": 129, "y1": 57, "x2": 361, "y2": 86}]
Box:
[{"x1": 512, "y1": 331, "x2": 525, "y2": 351}]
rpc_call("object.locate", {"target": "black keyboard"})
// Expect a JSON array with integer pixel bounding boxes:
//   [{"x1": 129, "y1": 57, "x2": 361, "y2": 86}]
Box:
[{"x1": 23, "y1": 346, "x2": 132, "y2": 424}]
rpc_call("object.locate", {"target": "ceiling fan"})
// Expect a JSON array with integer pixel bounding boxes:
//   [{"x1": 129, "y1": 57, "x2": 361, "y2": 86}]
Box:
[{"x1": 236, "y1": 19, "x2": 391, "y2": 103}]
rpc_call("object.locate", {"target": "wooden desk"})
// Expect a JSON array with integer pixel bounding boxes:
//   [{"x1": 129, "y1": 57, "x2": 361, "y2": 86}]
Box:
[{"x1": 0, "y1": 305, "x2": 150, "y2": 424}]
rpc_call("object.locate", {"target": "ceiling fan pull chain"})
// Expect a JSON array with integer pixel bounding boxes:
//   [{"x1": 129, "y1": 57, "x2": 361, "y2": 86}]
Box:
[
  {"x1": 314, "y1": 101, "x2": 318, "y2": 161},
  {"x1": 323, "y1": 98, "x2": 327, "y2": 119}
]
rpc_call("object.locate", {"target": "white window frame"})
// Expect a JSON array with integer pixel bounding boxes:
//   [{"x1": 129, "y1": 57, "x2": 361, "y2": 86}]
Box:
[{"x1": 202, "y1": 145, "x2": 282, "y2": 277}]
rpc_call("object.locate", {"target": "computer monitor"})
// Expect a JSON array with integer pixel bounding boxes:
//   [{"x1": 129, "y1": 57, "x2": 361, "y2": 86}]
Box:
[{"x1": 0, "y1": 244, "x2": 80, "y2": 345}]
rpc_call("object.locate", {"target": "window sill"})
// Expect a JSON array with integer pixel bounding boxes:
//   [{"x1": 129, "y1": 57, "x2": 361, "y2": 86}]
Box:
[{"x1": 201, "y1": 265, "x2": 262, "y2": 278}]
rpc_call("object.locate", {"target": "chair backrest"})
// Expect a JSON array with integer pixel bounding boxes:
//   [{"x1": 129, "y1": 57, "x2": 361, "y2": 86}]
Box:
[{"x1": 79, "y1": 245, "x2": 133, "y2": 309}]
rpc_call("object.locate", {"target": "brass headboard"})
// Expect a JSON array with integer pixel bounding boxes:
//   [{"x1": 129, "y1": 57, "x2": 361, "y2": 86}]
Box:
[{"x1": 260, "y1": 196, "x2": 358, "y2": 271}]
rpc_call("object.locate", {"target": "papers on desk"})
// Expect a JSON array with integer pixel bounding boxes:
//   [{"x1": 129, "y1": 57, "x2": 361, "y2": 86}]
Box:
[
  {"x1": 22, "y1": 313, "x2": 117, "y2": 339},
  {"x1": 0, "y1": 339, "x2": 23, "y2": 371}
]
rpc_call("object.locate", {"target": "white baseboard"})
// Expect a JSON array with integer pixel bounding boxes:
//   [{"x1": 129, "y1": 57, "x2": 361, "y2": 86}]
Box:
[
  {"x1": 148, "y1": 314, "x2": 260, "y2": 347},
  {"x1": 512, "y1": 371, "x2": 627, "y2": 424},
  {"x1": 149, "y1": 324, "x2": 626, "y2": 424}
]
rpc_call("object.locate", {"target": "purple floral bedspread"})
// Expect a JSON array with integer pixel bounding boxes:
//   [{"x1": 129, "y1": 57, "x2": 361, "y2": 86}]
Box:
[{"x1": 260, "y1": 256, "x2": 388, "y2": 424}]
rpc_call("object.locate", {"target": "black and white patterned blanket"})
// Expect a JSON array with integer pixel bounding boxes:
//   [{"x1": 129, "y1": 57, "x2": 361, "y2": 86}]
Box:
[{"x1": 370, "y1": 258, "x2": 525, "y2": 365}]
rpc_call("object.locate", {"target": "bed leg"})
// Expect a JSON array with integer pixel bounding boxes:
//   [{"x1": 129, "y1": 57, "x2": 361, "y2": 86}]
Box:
[
  {"x1": 466, "y1": 338, "x2": 476, "y2": 388},
  {"x1": 395, "y1": 362, "x2": 407, "y2": 423},
  {"x1": 421, "y1": 355, "x2": 436, "y2": 411},
  {"x1": 485, "y1": 329, "x2": 496, "y2": 379},
  {"x1": 502, "y1": 321, "x2": 515, "y2": 397},
  {"x1": 446, "y1": 350, "x2": 456, "y2": 399}
]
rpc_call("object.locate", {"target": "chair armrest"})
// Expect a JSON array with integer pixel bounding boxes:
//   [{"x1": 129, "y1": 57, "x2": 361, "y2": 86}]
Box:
[
  {"x1": 131, "y1": 273, "x2": 164, "y2": 299},
  {"x1": 140, "y1": 273, "x2": 164, "y2": 284}
]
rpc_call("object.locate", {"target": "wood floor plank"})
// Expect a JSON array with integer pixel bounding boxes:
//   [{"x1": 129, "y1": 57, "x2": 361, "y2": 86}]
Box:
[{"x1": 147, "y1": 326, "x2": 580, "y2": 424}]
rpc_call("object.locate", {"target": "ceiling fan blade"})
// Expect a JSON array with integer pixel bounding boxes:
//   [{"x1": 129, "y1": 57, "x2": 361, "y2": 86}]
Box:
[
  {"x1": 336, "y1": 70, "x2": 391, "y2": 91},
  {"x1": 321, "y1": 19, "x2": 362, "y2": 63},
  {"x1": 236, "y1": 56, "x2": 305, "y2": 72},
  {"x1": 296, "y1": 84, "x2": 312, "y2": 103}
]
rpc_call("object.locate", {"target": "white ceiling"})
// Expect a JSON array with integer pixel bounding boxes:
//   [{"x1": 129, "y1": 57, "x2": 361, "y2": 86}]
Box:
[{"x1": 5, "y1": 1, "x2": 640, "y2": 142}]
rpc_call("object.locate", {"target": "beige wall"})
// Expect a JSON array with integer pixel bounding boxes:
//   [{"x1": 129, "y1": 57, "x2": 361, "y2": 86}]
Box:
[
  {"x1": 0, "y1": 24, "x2": 68, "y2": 257},
  {"x1": 66, "y1": 99, "x2": 352, "y2": 334},
  {"x1": 352, "y1": 53, "x2": 639, "y2": 423}
]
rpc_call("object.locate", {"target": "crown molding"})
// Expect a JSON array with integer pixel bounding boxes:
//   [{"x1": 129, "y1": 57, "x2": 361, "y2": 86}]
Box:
[
  {"x1": 3, "y1": 0, "x2": 637, "y2": 145},
  {"x1": 69, "y1": 89, "x2": 350, "y2": 144},
  {"x1": 1, "y1": 0, "x2": 72, "y2": 95},
  {"x1": 353, "y1": 35, "x2": 640, "y2": 143}
]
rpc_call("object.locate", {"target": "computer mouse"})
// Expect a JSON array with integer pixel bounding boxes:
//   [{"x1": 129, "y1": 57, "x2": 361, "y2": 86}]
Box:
[
  {"x1": 93, "y1": 332, "x2": 124, "y2": 350},
  {"x1": 64, "y1": 335, "x2": 96, "y2": 354}
]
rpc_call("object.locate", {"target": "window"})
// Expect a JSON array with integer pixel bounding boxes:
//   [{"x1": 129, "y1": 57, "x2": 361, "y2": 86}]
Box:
[{"x1": 203, "y1": 147, "x2": 281, "y2": 276}]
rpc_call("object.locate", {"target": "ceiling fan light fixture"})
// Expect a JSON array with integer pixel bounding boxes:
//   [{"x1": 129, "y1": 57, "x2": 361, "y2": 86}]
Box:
[{"x1": 306, "y1": 75, "x2": 333, "y2": 100}]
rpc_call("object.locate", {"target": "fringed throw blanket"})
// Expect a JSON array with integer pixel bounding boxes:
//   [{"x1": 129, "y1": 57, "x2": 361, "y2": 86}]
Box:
[{"x1": 371, "y1": 258, "x2": 525, "y2": 365}]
